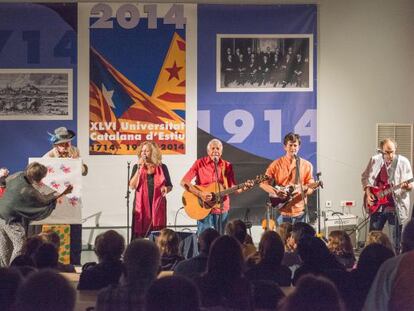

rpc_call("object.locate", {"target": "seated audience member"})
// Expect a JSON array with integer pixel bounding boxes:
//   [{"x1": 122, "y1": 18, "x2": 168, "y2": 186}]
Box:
[
  {"x1": 279, "y1": 274, "x2": 346, "y2": 311},
  {"x1": 33, "y1": 242, "x2": 59, "y2": 270},
  {"x1": 10, "y1": 236, "x2": 43, "y2": 268},
  {"x1": 78, "y1": 230, "x2": 125, "y2": 290},
  {"x1": 245, "y1": 231, "x2": 291, "y2": 286},
  {"x1": 225, "y1": 219, "x2": 257, "y2": 259},
  {"x1": 196, "y1": 235, "x2": 252, "y2": 310},
  {"x1": 156, "y1": 228, "x2": 184, "y2": 271},
  {"x1": 327, "y1": 230, "x2": 356, "y2": 269},
  {"x1": 15, "y1": 269, "x2": 76, "y2": 311},
  {"x1": 0, "y1": 267, "x2": 23, "y2": 311},
  {"x1": 145, "y1": 275, "x2": 201, "y2": 311},
  {"x1": 293, "y1": 236, "x2": 345, "y2": 285},
  {"x1": 282, "y1": 222, "x2": 316, "y2": 269},
  {"x1": 38, "y1": 230, "x2": 76, "y2": 272},
  {"x1": 365, "y1": 230, "x2": 394, "y2": 252},
  {"x1": 343, "y1": 244, "x2": 394, "y2": 311},
  {"x1": 174, "y1": 228, "x2": 219, "y2": 279},
  {"x1": 363, "y1": 219, "x2": 414, "y2": 311},
  {"x1": 251, "y1": 280, "x2": 285, "y2": 311},
  {"x1": 96, "y1": 239, "x2": 160, "y2": 311},
  {"x1": 276, "y1": 222, "x2": 294, "y2": 252}
]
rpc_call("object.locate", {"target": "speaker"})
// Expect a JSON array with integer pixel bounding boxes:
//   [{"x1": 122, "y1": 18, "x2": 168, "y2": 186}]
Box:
[{"x1": 324, "y1": 213, "x2": 358, "y2": 247}]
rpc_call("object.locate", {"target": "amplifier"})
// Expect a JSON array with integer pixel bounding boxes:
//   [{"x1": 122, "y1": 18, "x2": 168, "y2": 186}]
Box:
[{"x1": 324, "y1": 213, "x2": 358, "y2": 247}]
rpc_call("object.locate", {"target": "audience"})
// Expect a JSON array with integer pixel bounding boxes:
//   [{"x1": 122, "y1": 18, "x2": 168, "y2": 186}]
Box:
[
  {"x1": 279, "y1": 274, "x2": 345, "y2": 311},
  {"x1": 196, "y1": 235, "x2": 252, "y2": 310},
  {"x1": 145, "y1": 275, "x2": 200, "y2": 311},
  {"x1": 0, "y1": 267, "x2": 23, "y2": 311},
  {"x1": 225, "y1": 219, "x2": 257, "y2": 259},
  {"x1": 157, "y1": 228, "x2": 184, "y2": 271},
  {"x1": 276, "y1": 222, "x2": 294, "y2": 252},
  {"x1": 78, "y1": 230, "x2": 125, "y2": 290},
  {"x1": 245, "y1": 231, "x2": 291, "y2": 286},
  {"x1": 33, "y1": 242, "x2": 59, "y2": 269},
  {"x1": 251, "y1": 279, "x2": 285, "y2": 311},
  {"x1": 39, "y1": 230, "x2": 76, "y2": 272},
  {"x1": 365, "y1": 230, "x2": 394, "y2": 253},
  {"x1": 96, "y1": 239, "x2": 160, "y2": 311},
  {"x1": 363, "y1": 219, "x2": 414, "y2": 310},
  {"x1": 174, "y1": 228, "x2": 219, "y2": 279},
  {"x1": 15, "y1": 269, "x2": 76, "y2": 311},
  {"x1": 327, "y1": 230, "x2": 356, "y2": 269}
]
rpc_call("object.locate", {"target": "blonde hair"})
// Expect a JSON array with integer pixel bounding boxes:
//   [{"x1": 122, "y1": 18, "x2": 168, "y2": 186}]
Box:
[
  {"x1": 327, "y1": 230, "x2": 354, "y2": 256},
  {"x1": 136, "y1": 141, "x2": 162, "y2": 166},
  {"x1": 156, "y1": 228, "x2": 180, "y2": 256},
  {"x1": 366, "y1": 231, "x2": 394, "y2": 252}
]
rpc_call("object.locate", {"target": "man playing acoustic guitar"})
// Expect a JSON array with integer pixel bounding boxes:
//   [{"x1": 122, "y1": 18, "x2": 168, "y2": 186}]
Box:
[
  {"x1": 362, "y1": 138, "x2": 413, "y2": 253},
  {"x1": 260, "y1": 133, "x2": 316, "y2": 225},
  {"x1": 181, "y1": 139, "x2": 253, "y2": 234}
]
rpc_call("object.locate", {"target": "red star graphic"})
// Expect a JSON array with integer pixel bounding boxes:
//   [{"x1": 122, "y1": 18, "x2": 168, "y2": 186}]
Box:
[{"x1": 165, "y1": 61, "x2": 183, "y2": 81}]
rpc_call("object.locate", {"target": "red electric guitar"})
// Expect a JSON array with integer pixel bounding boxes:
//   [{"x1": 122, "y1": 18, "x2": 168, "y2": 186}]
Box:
[{"x1": 364, "y1": 178, "x2": 413, "y2": 214}]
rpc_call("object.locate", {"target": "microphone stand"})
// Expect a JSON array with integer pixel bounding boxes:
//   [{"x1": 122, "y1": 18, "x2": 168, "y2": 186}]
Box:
[
  {"x1": 125, "y1": 161, "x2": 131, "y2": 244},
  {"x1": 316, "y1": 172, "x2": 322, "y2": 234},
  {"x1": 213, "y1": 158, "x2": 223, "y2": 234}
]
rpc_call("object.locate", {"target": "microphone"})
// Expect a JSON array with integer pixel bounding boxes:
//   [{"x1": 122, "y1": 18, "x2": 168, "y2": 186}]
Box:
[
  {"x1": 213, "y1": 156, "x2": 219, "y2": 164},
  {"x1": 293, "y1": 153, "x2": 299, "y2": 160},
  {"x1": 377, "y1": 149, "x2": 384, "y2": 155}
]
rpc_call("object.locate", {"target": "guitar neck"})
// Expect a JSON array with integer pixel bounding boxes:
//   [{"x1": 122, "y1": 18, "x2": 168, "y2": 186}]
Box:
[
  {"x1": 381, "y1": 178, "x2": 413, "y2": 196},
  {"x1": 220, "y1": 183, "x2": 245, "y2": 196}
]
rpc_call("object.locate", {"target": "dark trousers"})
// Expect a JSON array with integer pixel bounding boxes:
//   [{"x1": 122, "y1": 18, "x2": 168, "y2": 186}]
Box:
[{"x1": 369, "y1": 211, "x2": 401, "y2": 254}]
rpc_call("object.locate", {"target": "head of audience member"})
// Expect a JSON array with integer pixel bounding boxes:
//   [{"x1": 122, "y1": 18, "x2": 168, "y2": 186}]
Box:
[
  {"x1": 366, "y1": 230, "x2": 394, "y2": 253},
  {"x1": 356, "y1": 243, "x2": 394, "y2": 282},
  {"x1": 10, "y1": 255, "x2": 35, "y2": 268},
  {"x1": 290, "y1": 222, "x2": 316, "y2": 250},
  {"x1": 145, "y1": 275, "x2": 200, "y2": 311},
  {"x1": 279, "y1": 274, "x2": 345, "y2": 311},
  {"x1": 157, "y1": 228, "x2": 181, "y2": 257},
  {"x1": 207, "y1": 138, "x2": 223, "y2": 162},
  {"x1": 25, "y1": 162, "x2": 48, "y2": 184},
  {"x1": 297, "y1": 236, "x2": 342, "y2": 271},
  {"x1": 198, "y1": 228, "x2": 220, "y2": 256},
  {"x1": 0, "y1": 267, "x2": 23, "y2": 311},
  {"x1": 38, "y1": 230, "x2": 61, "y2": 250},
  {"x1": 21, "y1": 236, "x2": 44, "y2": 259},
  {"x1": 15, "y1": 269, "x2": 76, "y2": 311},
  {"x1": 123, "y1": 239, "x2": 160, "y2": 285},
  {"x1": 33, "y1": 243, "x2": 58, "y2": 269},
  {"x1": 276, "y1": 222, "x2": 293, "y2": 252},
  {"x1": 225, "y1": 219, "x2": 248, "y2": 245},
  {"x1": 283, "y1": 132, "x2": 301, "y2": 158},
  {"x1": 94, "y1": 230, "x2": 125, "y2": 263},
  {"x1": 327, "y1": 230, "x2": 354, "y2": 256},
  {"x1": 206, "y1": 235, "x2": 244, "y2": 281},
  {"x1": 258, "y1": 231, "x2": 285, "y2": 266},
  {"x1": 251, "y1": 280, "x2": 285, "y2": 311},
  {"x1": 401, "y1": 219, "x2": 414, "y2": 253}
]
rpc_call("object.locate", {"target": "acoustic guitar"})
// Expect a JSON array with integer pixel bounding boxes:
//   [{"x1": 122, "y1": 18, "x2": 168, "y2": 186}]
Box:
[
  {"x1": 364, "y1": 178, "x2": 413, "y2": 214},
  {"x1": 269, "y1": 181, "x2": 323, "y2": 213},
  {"x1": 182, "y1": 175, "x2": 269, "y2": 220}
]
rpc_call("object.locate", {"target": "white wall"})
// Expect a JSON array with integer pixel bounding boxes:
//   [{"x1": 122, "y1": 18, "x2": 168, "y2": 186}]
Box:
[{"x1": 73, "y1": 0, "x2": 414, "y2": 241}]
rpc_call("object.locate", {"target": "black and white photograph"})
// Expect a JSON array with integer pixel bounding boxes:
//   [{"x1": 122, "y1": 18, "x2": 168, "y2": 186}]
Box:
[
  {"x1": 0, "y1": 69, "x2": 73, "y2": 120},
  {"x1": 217, "y1": 35, "x2": 313, "y2": 92}
]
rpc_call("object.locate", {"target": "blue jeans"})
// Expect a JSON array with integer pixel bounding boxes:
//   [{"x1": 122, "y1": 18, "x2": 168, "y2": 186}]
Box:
[
  {"x1": 277, "y1": 213, "x2": 305, "y2": 225},
  {"x1": 197, "y1": 212, "x2": 229, "y2": 235}
]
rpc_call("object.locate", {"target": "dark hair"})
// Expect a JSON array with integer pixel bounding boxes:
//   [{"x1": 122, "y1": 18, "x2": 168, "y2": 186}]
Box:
[
  {"x1": 94, "y1": 230, "x2": 125, "y2": 262},
  {"x1": 291, "y1": 222, "x2": 316, "y2": 243},
  {"x1": 207, "y1": 235, "x2": 244, "y2": 281},
  {"x1": 25, "y1": 162, "x2": 48, "y2": 183},
  {"x1": 259, "y1": 231, "x2": 285, "y2": 266},
  {"x1": 328, "y1": 230, "x2": 354, "y2": 256},
  {"x1": 34, "y1": 243, "x2": 58, "y2": 269},
  {"x1": 402, "y1": 219, "x2": 414, "y2": 253},
  {"x1": 251, "y1": 280, "x2": 285, "y2": 310},
  {"x1": 157, "y1": 228, "x2": 180, "y2": 257},
  {"x1": 198, "y1": 228, "x2": 220, "y2": 255},
  {"x1": 15, "y1": 269, "x2": 76, "y2": 311},
  {"x1": 39, "y1": 231, "x2": 60, "y2": 249},
  {"x1": 280, "y1": 274, "x2": 345, "y2": 311},
  {"x1": 283, "y1": 132, "x2": 301, "y2": 146},
  {"x1": 0, "y1": 267, "x2": 23, "y2": 311},
  {"x1": 124, "y1": 239, "x2": 160, "y2": 282},
  {"x1": 225, "y1": 219, "x2": 247, "y2": 244},
  {"x1": 357, "y1": 243, "x2": 394, "y2": 281},
  {"x1": 145, "y1": 275, "x2": 200, "y2": 311},
  {"x1": 22, "y1": 236, "x2": 44, "y2": 258}
]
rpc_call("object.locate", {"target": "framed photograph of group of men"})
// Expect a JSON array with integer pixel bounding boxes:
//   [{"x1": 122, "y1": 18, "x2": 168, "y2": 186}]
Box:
[{"x1": 217, "y1": 34, "x2": 313, "y2": 92}]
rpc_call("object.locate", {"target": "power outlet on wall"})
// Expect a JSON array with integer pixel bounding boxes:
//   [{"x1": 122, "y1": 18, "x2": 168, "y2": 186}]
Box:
[{"x1": 325, "y1": 200, "x2": 332, "y2": 208}]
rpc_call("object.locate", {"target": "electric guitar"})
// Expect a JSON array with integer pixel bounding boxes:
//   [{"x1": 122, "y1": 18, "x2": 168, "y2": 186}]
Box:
[
  {"x1": 182, "y1": 175, "x2": 269, "y2": 220},
  {"x1": 364, "y1": 178, "x2": 413, "y2": 214},
  {"x1": 269, "y1": 181, "x2": 323, "y2": 213}
]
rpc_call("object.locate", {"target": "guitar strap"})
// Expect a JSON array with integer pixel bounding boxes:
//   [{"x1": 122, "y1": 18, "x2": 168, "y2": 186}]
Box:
[{"x1": 294, "y1": 157, "x2": 300, "y2": 184}]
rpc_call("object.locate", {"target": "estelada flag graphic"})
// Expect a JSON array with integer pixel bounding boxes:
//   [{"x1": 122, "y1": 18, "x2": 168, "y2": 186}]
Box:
[
  {"x1": 152, "y1": 32, "x2": 186, "y2": 119},
  {"x1": 89, "y1": 32, "x2": 186, "y2": 155}
]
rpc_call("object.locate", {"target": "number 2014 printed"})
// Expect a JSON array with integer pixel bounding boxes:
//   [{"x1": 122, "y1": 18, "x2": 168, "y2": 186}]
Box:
[{"x1": 90, "y1": 4, "x2": 186, "y2": 30}]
